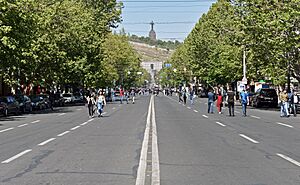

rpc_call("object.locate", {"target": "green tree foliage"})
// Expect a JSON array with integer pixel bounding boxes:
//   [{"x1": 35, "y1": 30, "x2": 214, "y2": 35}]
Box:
[
  {"x1": 168, "y1": 0, "x2": 300, "y2": 86},
  {"x1": 1, "y1": 0, "x2": 145, "y2": 91}
]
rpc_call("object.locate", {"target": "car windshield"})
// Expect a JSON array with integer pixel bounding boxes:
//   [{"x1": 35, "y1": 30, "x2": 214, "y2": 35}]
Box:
[
  {"x1": 63, "y1": 94, "x2": 72, "y2": 97},
  {"x1": 260, "y1": 89, "x2": 277, "y2": 96}
]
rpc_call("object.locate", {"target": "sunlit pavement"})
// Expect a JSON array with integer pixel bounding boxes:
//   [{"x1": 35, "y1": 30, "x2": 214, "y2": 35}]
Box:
[{"x1": 0, "y1": 95, "x2": 299, "y2": 185}]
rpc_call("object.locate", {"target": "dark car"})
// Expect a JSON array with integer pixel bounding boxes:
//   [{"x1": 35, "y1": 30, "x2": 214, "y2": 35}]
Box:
[
  {"x1": 251, "y1": 88, "x2": 278, "y2": 108},
  {"x1": 0, "y1": 96, "x2": 20, "y2": 116},
  {"x1": 53, "y1": 93, "x2": 65, "y2": 107},
  {"x1": 30, "y1": 95, "x2": 47, "y2": 110},
  {"x1": 14, "y1": 95, "x2": 32, "y2": 113}
]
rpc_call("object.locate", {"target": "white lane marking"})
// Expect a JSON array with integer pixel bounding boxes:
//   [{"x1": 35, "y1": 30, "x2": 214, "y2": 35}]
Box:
[
  {"x1": 31, "y1": 120, "x2": 40, "y2": 123},
  {"x1": 87, "y1": 118, "x2": 94, "y2": 122},
  {"x1": 70, "y1": 126, "x2": 80, "y2": 130},
  {"x1": 239, "y1": 134, "x2": 259, "y2": 144},
  {"x1": 151, "y1": 96, "x2": 160, "y2": 185},
  {"x1": 250, "y1": 115, "x2": 261, "y2": 119},
  {"x1": 18, "y1": 124, "x2": 28, "y2": 128},
  {"x1": 0, "y1": 127, "x2": 14, "y2": 133},
  {"x1": 76, "y1": 108, "x2": 82, "y2": 111},
  {"x1": 58, "y1": 113, "x2": 66, "y2": 116},
  {"x1": 2, "y1": 149, "x2": 32, "y2": 164},
  {"x1": 112, "y1": 107, "x2": 116, "y2": 110},
  {"x1": 276, "y1": 122, "x2": 293, "y2": 128},
  {"x1": 202, "y1": 115, "x2": 208, "y2": 118},
  {"x1": 57, "y1": 131, "x2": 70, "y2": 137},
  {"x1": 38, "y1": 138, "x2": 56, "y2": 146},
  {"x1": 187, "y1": 107, "x2": 191, "y2": 109},
  {"x1": 216, "y1": 122, "x2": 226, "y2": 127},
  {"x1": 135, "y1": 96, "x2": 152, "y2": 185},
  {"x1": 80, "y1": 122, "x2": 88, "y2": 126},
  {"x1": 193, "y1": 110, "x2": 198, "y2": 113},
  {"x1": 277, "y1": 153, "x2": 300, "y2": 167}
]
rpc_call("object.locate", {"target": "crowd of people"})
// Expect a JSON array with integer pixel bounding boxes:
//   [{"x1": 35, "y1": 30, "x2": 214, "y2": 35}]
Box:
[{"x1": 174, "y1": 86, "x2": 298, "y2": 118}]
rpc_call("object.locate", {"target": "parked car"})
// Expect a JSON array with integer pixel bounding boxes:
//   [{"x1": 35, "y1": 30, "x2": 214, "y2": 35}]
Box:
[
  {"x1": 73, "y1": 93, "x2": 84, "y2": 103},
  {"x1": 53, "y1": 93, "x2": 65, "y2": 107},
  {"x1": 30, "y1": 95, "x2": 47, "y2": 110},
  {"x1": 39, "y1": 94, "x2": 51, "y2": 108},
  {"x1": 0, "y1": 102, "x2": 7, "y2": 116},
  {"x1": 14, "y1": 95, "x2": 32, "y2": 113},
  {"x1": 0, "y1": 96, "x2": 20, "y2": 116},
  {"x1": 63, "y1": 93, "x2": 75, "y2": 104},
  {"x1": 251, "y1": 88, "x2": 278, "y2": 108}
]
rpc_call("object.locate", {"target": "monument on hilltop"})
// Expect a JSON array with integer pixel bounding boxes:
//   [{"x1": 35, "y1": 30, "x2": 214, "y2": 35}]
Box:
[{"x1": 149, "y1": 21, "x2": 157, "y2": 41}]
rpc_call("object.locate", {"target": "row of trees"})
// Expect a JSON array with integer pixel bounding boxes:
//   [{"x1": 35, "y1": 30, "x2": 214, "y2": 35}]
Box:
[
  {"x1": 0, "y1": 0, "x2": 148, "y2": 92},
  {"x1": 160, "y1": 0, "x2": 300, "y2": 87}
]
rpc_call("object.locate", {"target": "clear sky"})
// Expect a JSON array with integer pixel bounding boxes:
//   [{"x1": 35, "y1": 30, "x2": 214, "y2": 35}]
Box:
[{"x1": 115, "y1": 0, "x2": 217, "y2": 41}]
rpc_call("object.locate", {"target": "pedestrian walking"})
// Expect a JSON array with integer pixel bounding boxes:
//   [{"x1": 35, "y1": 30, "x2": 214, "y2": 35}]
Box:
[
  {"x1": 240, "y1": 89, "x2": 249, "y2": 116},
  {"x1": 178, "y1": 91, "x2": 183, "y2": 102},
  {"x1": 86, "y1": 94, "x2": 95, "y2": 118},
  {"x1": 216, "y1": 92, "x2": 223, "y2": 114},
  {"x1": 292, "y1": 91, "x2": 298, "y2": 117},
  {"x1": 189, "y1": 88, "x2": 194, "y2": 105},
  {"x1": 226, "y1": 87, "x2": 236, "y2": 116},
  {"x1": 207, "y1": 89, "x2": 215, "y2": 113},
  {"x1": 131, "y1": 89, "x2": 135, "y2": 104},
  {"x1": 97, "y1": 92, "x2": 106, "y2": 117},
  {"x1": 279, "y1": 89, "x2": 289, "y2": 117},
  {"x1": 183, "y1": 89, "x2": 187, "y2": 105},
  {"x1": 120, "y1": 88, "x2": 124, "y2": 104}
]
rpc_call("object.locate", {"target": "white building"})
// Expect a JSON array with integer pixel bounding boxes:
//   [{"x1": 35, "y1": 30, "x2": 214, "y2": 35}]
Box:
[{"x1": 141, "y1": 61, "x2": 163, "y2": 84}]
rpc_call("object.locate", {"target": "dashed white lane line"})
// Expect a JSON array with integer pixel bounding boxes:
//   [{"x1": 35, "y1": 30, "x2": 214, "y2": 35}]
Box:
[
  {"x1": 58, "y1": 113, "x2": 66, "y2": 116},
  {"x1": 112, "y1": 107, "x2": 116, "y2": 110},
  {"x1": 76, "y1": 108, "x2": 82, "y2": 111},
  {"x1": 277, "y1": 153, "x2": 300, "y2": 167},
  {"x1": 239, "y1": 134, "x2": 259, "y2": 144},
  {"x1": 0, "y1": 127, "x2": 14, "y2": 133},
  {"x1": 193, "y1": 110, "x2": 198, "y2": 113},
  {"x1": 70, "y1": 126, "x2": 80, "y2": 130},
  {"x1": 57, "y1": 131, "x2": 70, "y2": 137},
  {"x1": 250, "y1": 115, "x2": 261, "y2": 119},
  {"x1": 187, "y1": 107, "x2": 191, "y2": 109},
  {"x1": 31, "y1": 120, "x2": 40, "y2": 123},
  {"x1": 202, "y1": 115, "x2": 208, "y2": 118},
  {"x1": 18, "y1": 124, "x2": 28, "y2": 128},
  {"x1": 38, "y1": 138, "x2": 56, "y2": 146},
  {"x1": 87, "y1": 118, "x2": 94, "y2": 122},
  {"x1": 80, "y1": 122, "x2": 88, "y2": 126},
  {"x1": 216, "y1": 122, "x2": 226, "y2": 127},
  {"x1": 2, "y1": 149, "x2": 32, "y2": 164},
  {"x1": 276, "y1": 122, "x2": 294, "y2": 128}
]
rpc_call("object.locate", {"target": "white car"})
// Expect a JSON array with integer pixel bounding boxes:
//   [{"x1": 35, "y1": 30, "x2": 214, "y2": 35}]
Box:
[{"x1": 63, "y1": 93, "x2": 75, "y2": 104}]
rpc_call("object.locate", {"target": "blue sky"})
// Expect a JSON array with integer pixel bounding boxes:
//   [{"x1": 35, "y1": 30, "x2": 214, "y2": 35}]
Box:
[{"x1": 115, "y1": 0, "x2": 217, "y2": 41}]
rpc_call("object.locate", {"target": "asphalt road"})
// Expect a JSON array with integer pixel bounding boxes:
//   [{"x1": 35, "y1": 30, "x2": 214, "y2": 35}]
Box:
[{"x1": 0, "y1": 94, "x2": 299, "y2": 185}]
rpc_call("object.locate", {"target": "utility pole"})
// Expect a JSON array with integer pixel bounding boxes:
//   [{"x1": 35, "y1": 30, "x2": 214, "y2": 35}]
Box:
[{"x1": 242, "y1": 47, "x2": 247, "y2": 85}]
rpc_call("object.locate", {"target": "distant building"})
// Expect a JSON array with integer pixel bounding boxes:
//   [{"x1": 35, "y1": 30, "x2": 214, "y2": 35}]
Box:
[
  {"x1": 141, "y1": 61, "x2": 162, "y2": 84},
  {"x1": 149, "y1": 21, "x2": 156, "y2": 40}
]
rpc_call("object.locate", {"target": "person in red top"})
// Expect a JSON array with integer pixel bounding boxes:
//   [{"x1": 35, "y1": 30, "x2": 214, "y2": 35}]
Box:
[
  {"x1": 119, "y1": 88, "x2": 124, "y2": 104},
  {"x1": 216, "y1": 92, "x2": 223, "y2": 114}
]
